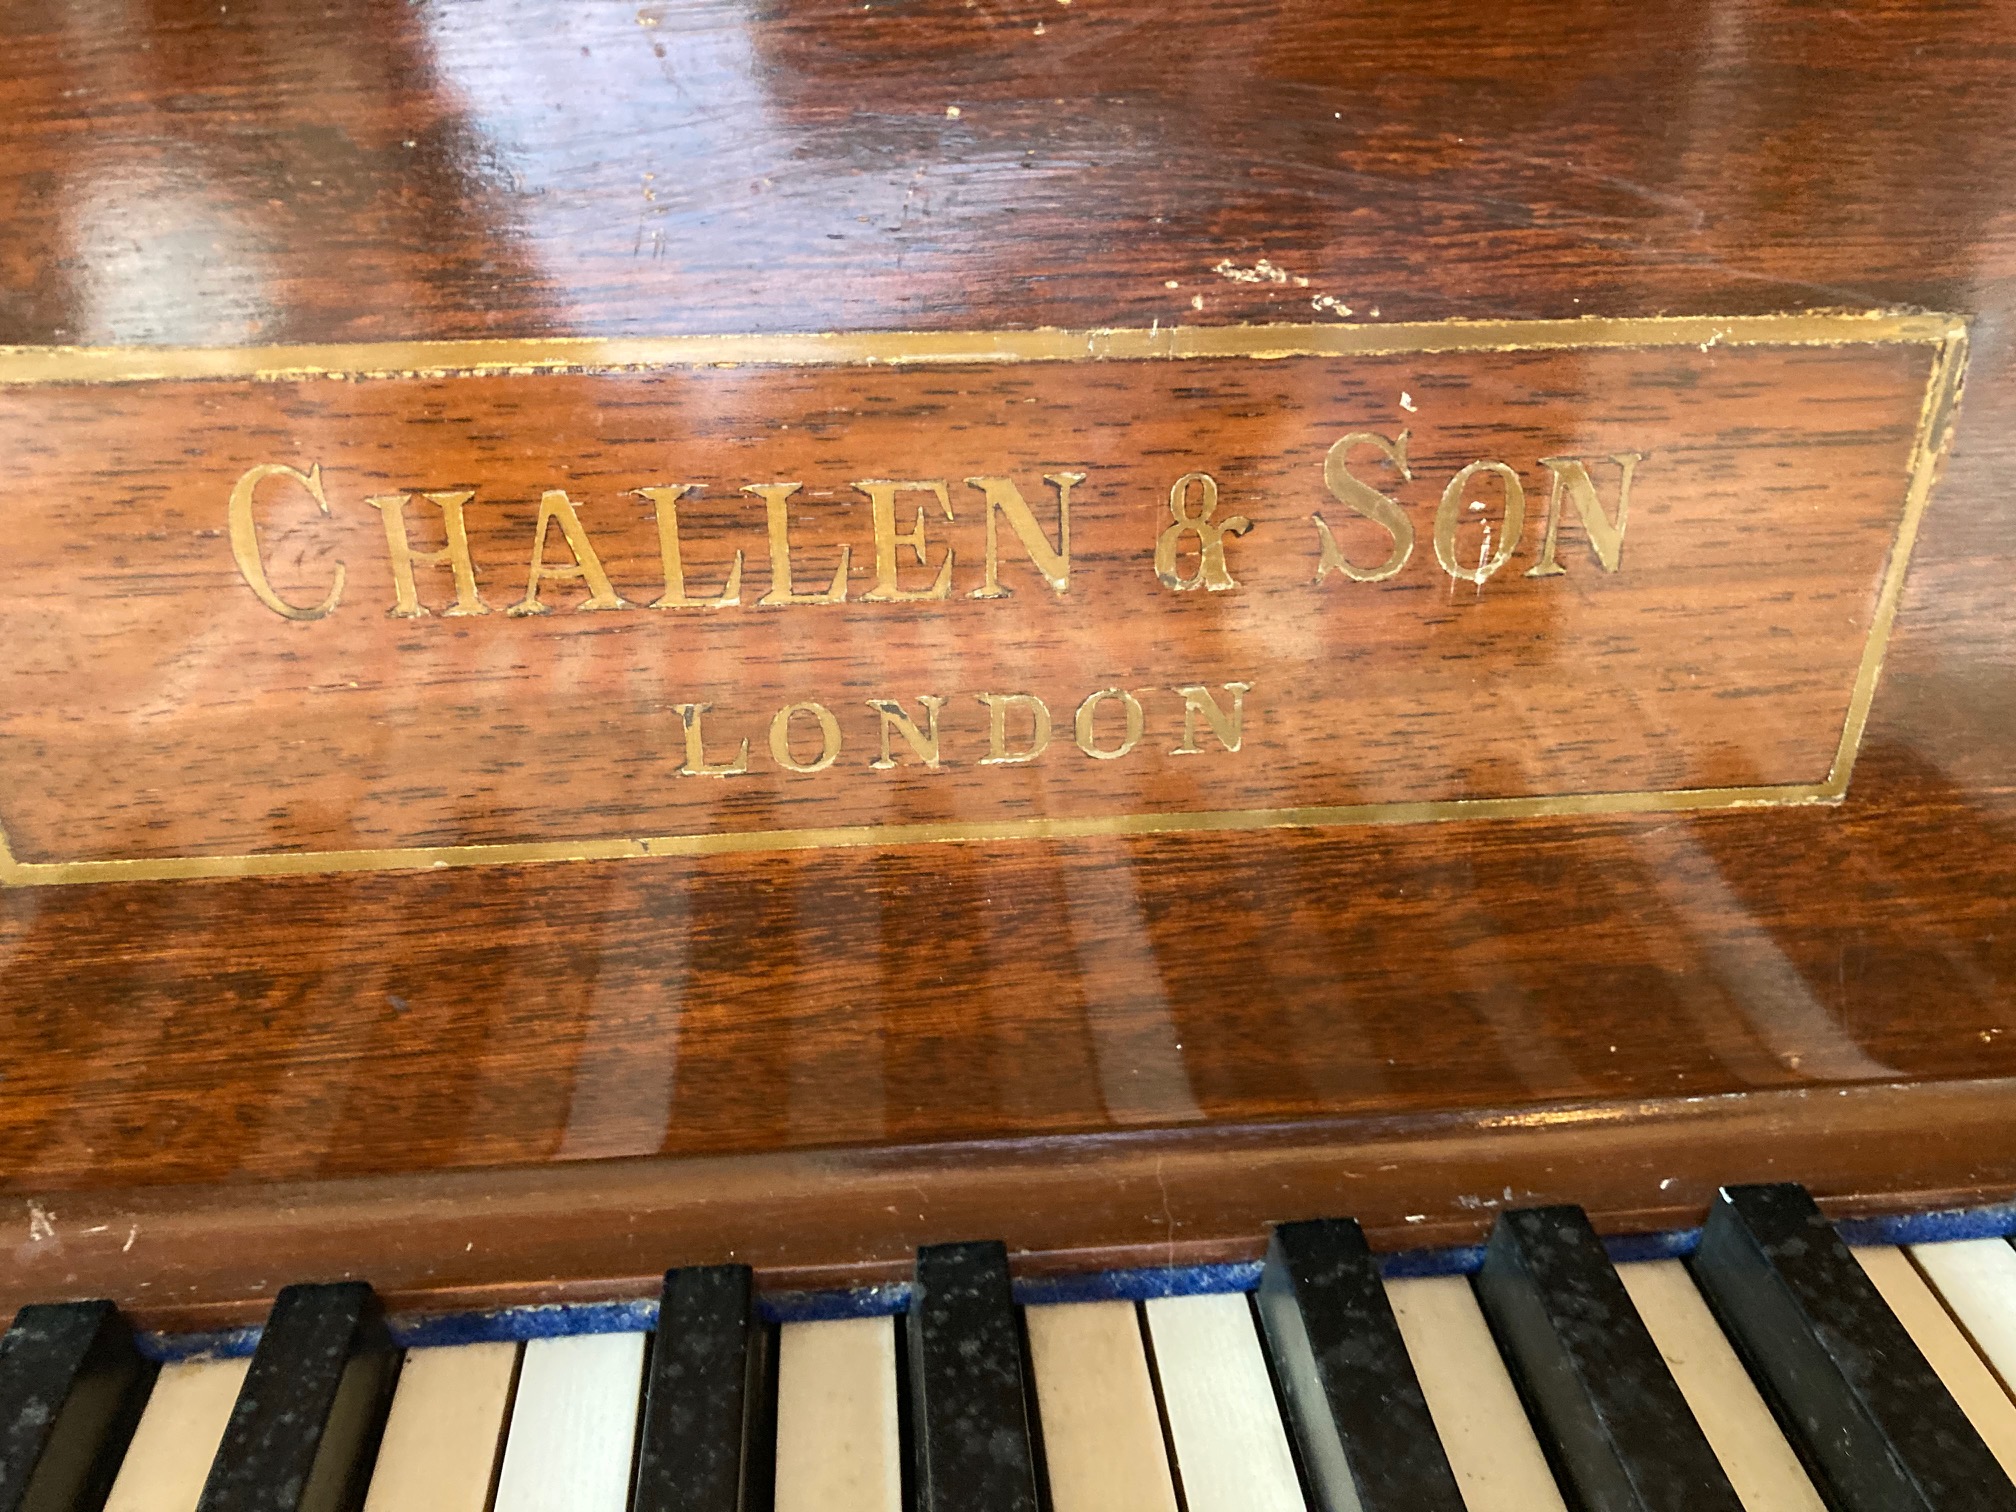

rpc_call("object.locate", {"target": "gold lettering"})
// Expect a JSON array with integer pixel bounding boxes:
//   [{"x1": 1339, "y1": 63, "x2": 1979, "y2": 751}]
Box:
[
  {"x1": 868, "y1": 696, "x2": 948, "y2": 770},
  {"x1": 509, "y1": 490, "x2": 628, "y2": 616},
  {"x1": 975, "y1": 693, "x2": 1052, "y2": 765},
  {"x1": 746, "y1": 483, "x2": 848, "y2": 606},
  {"x1": 638, "y1": 485, "x2": 742, "y2": 608},
  {"x1": 1434, "y1": 461, "x2": 1526, "y2": 586},
  {"x1": 1170, "y1": 682, "x2": 1252, "y2": 755},
  {"x1": 1525, "y1": 453, "x2": 1642, "y2": 577},
  {"x1": 769, "y1": 702, "x2": 842, "y2": 774},
  {"x1": 858, "y1": 480, "x2": 954, "y2": 602},
  {"x1": 1314, "y1": 431, "x2": 1413, "y2": 583},
  {"x1": 228, "y1": 462, "x2": 345, "y2": 621},
  {"x1": 674, "y1": 702, "x2": 750, "y2": 776},
  {"x1": 966, "y1": 473, "x2": 1081, "y2": 598},
  {"x1": 366, "y1": 490, "x2": 487, "y2": 617},
  {"x1": 1074, "y1": 687, "x2": 1144, "y2": 760},
  {"x1": 1155, "y1": 472, "x2": 1250, "y2": 592}
]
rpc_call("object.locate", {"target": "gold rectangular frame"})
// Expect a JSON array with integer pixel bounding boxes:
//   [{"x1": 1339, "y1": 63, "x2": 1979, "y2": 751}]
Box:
[{"x1": 0, "y1": 311, "x2": 1968, "y2": 886}]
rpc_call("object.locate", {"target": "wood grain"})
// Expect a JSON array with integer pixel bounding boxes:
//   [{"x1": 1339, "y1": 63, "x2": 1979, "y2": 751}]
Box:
[
  {"x1": 0, "y1": 0, "x2": 2012, "y2": 1315},
  {"x1": 0, "y1": 332, "x2": 1943, "y2": 869}
]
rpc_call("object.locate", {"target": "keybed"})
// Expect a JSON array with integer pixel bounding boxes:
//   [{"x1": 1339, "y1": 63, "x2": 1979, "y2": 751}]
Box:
[{"x1": 14, "y1": 1184, "x2": 2016, "y2": 1512}]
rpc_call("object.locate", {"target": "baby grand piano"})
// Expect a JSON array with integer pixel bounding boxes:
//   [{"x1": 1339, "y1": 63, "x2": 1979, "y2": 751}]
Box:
[{"x1": 2, "y1": 0, "x2": 2015, "y2": 1508}]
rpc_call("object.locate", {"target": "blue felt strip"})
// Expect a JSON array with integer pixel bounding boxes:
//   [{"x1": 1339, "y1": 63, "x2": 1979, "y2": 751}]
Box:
[
  {"x1": 138, "y1": 1197, "x2": 2016, "y2": 1361},
  {"x1": 1015, "y1": 1261, "x2": 1264, "y2": 1305},
  {"x1": 1833, "y1": 1198, "x2": 2016, "y2": 1247}
]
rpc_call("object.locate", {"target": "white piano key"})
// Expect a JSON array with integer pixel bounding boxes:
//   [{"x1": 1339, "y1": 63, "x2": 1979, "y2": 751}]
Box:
[
  {"x1": 1617, "y1": 1259, "x2": 1826, "y2": 1512},
  {"x1": 1026, "y1": 1301, "x2": 1179, "y2": 1512},
  {"x1": 1909, "y1": 1238, "x2": 2016, "y2": 1389},
  {"x1": 1384, "y1": 1274, "x2": 1568, "y2": 1512},
  {"x1": 492, "y1": 1331, "x2": 646, "y2": 1512},
  {"x1": 104, "y1": 1356, "x2": 251, "y2": 1512},
  {"x1": 1142, "y1": 1292, "x2": 1302, "y2": 1512},
  {"x1": 1851, "y1": 1245, "x2": 2016, "y2": 1480},
  {"x1": 363, "y1": 1342, "x2": 519, "y2": 1512},
  {"x1": 773, "y1": 1316, "x2": 901, "y2": 1512}
]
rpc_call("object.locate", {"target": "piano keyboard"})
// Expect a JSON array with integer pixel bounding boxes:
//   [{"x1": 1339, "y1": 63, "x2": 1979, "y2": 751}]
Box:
[{"x1": 9, "y1": 1184, "x2": 2016, "y2": 1512}]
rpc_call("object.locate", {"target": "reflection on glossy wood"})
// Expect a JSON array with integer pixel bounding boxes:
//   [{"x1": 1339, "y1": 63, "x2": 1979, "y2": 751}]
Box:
[
  {"x1": 0, "y1": 328, "x2": 1948, "y2": 875},
  {"x1": 0, "y1": 0, "x2": 2012, "y2": 1318}
]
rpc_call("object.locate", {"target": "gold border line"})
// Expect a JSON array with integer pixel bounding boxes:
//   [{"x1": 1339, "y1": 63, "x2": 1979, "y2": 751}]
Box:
[
  {"x1": 0, "y1": 310, "x2": 1966, "y2": 385},
  {"x1": 0, "y1": 783, "x2": 1840, "y2": 885},
  {"x1": 0, "y1": 311, "x2": 1968, "y2": 887},
  {"x1": 1820, "y1": 322, "x2": 1969, "y2": 789}
]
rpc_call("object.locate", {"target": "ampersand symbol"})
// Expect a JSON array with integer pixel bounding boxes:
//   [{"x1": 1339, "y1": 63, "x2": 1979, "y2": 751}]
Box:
[{"x1": 1155, "y1": 471, "x2": 1251, "y2": 592}]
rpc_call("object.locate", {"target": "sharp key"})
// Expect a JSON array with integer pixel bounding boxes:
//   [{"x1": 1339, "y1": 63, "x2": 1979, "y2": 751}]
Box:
[
  {"x1": 195, "y1": 1283, "x2": 397, "y2": 1512},
  {"x1": 633, "y1": 1266, "x2": 769, "y2": 1512},
  {"x1": 1694, "y1": 1183, "x2": 2016, "y2": 1512},
  {"x1": 0, "y1": 1300, "x2": 154, "y2": 1512},
  {"x1": 1476, "y1": 1206, "x2": 1743, "y2": 1512},
  {"x1": 1258, "y1": 1218, "x2": 1465, "y2": 1512},
  {"x1": 907, "y1": 1241, "x2": 1038, "y2": 1512}
]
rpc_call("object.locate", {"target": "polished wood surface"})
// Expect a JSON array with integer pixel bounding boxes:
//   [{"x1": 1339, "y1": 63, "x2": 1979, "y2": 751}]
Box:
[
  {"x1": 0, "y1": 330, "x2": 1945, "y2": 868},
  {"x1": 1, "y1": 0, "x2": 2014, "y2": 1320}
]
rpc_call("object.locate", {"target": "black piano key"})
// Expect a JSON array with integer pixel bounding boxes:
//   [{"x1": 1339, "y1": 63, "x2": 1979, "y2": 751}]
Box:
[
  {"x1": 0, "y1": 1300, "x2": 154, "y2": 1512},
  {"x1": 1475, "y1": 1205, "x2": 1744, "y2": 1512},
  {"x1": 196, "y1": 1282, "x2": 397, "y2": 1512},
  {"x1": 1694, "y1": 1182, "x2": 2016, "y2": 1512},
  {"x1": 907, "y1": 1240, "x2": 1039, "y2": 1512},
  {"x1": 1257, "y1": 1218, "x2": 1465, "y2": 1512},
  {"x1": 633, "y1": 1265, "x2": 771, "y2": 1512}
]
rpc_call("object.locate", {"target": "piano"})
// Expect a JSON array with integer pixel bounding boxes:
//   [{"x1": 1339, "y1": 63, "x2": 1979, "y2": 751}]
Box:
[{"x1": 2, "y1": 0, "x2": 2014, "y2": 1507}]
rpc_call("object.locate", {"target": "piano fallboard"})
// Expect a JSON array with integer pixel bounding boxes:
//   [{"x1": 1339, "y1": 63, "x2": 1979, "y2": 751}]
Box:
[{"x1": 1, "y1": 0, "x2": 2013, "y2": 1337}]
